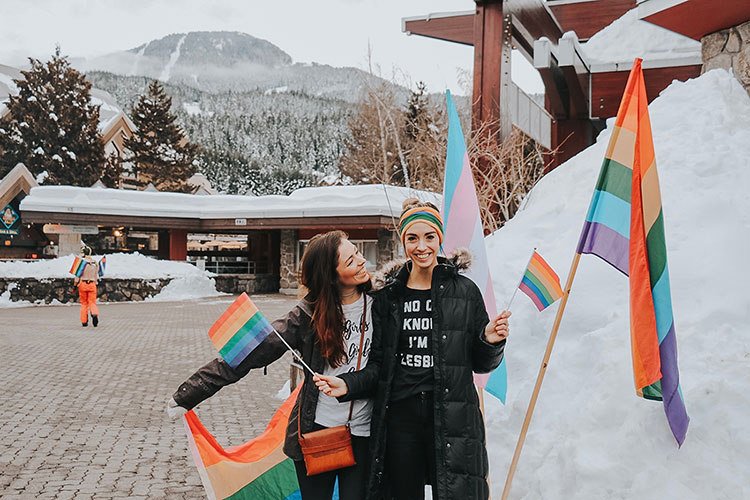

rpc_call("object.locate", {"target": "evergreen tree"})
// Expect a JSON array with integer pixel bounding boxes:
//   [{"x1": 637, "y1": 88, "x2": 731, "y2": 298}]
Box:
[
  {"x1": 0, "y1": 48, "x2": 107, "y2": 185},
  {"x1": 125, "y1": 80, "x2": 198, "y2": 192}
]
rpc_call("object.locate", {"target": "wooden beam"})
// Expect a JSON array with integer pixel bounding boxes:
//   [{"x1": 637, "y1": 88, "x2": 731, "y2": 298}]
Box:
[
  {"x1": 547, "y1": 0, "x2": 636, "y2": 40},
  {"x1": 402, "y1": 12, "x2": 475, "y2": 45},
  {"x1": 591, "y1": 64, "x2": 701, "y2": 118},
  {"x1": 473, "y1": 1, "x2": 509, "y2": 138},
  {"x1": 639, "y1": 0, "x2": 750, "y2": 40}
]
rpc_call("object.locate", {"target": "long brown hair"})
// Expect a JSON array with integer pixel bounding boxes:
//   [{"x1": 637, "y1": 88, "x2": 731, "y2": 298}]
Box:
[{"x1": 299, "y1": 230, "x2": 370, "y2": 367}]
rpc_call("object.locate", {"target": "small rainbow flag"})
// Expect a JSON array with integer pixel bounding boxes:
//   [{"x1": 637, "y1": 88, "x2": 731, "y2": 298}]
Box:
[
  {"x1": 184, "y1": 385, "x2": 303, "y2": 500},
  {"x1": 209, "y1": 293, "x2": 275, "y2": 369},
  {"x1": 97, "y1": 256, "x2": 106, "y2": 277},
  {"x1": 519, "y1": 251, "x2": 564, "y2": 311},
  {"x1": 69, "y1": 256, "x2": 87, "y2": 277}
]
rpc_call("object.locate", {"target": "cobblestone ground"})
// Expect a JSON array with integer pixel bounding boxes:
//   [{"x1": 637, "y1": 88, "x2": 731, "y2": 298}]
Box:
[{"x1": 0, "y1": 294, "x2": 299, "y2": 499}]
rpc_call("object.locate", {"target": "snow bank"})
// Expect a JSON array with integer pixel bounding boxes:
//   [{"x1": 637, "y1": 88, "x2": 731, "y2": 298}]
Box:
[
  {"x1": 582, "y1": 8, "x2": 700, "y2": 64},
  {"x1": 0, "y1": 252, "x2": 224, "y2": 306},
  {"x1": 482, "y1": 69, "x2": 750, "y2": 498}
]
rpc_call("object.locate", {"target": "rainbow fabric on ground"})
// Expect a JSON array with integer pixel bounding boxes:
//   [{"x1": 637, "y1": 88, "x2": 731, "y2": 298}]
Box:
[
  {"x1": 209, "y1": 292, "x2": 274, "y2": 369},
  {"x1": 442, "y1": 90, "x2": 507, "y2": 403},
  {"x1": 183, "y1": 385, "x2": 302, "y2": 500},
  {"x1": 519, "y1": 252, "x2": 563, "y2": 311},
  {"x1": 69, "y1": 256, "x2": 87, "y2": 277},
  {"x1": 576, "y1": 59, "x2": 689, "y2": 446}
]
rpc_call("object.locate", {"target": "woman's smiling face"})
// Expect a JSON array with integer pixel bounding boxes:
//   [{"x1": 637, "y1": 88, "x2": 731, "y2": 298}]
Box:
[
  {"x1": 336, "y1": 239, "x2": 370, "y2": 286},
  {"x1": 403, "y1": 221, "x2": 440, "y2": 271}
]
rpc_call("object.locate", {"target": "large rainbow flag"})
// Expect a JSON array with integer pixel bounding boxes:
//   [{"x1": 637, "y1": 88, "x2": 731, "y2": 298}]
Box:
[
  {"x1": 209, "y1": 293, "x2": 275, "y2": 369},
  {"x1": 442, "y1": 90, "x2": 507, "y2": 403},
  {"x1": 184, "y1": 385, "x2": 302, "y2": 500},
  {"x1": 69, "y1": 256, "x2": 87, "y2": 277},
  {"x1": 576, "y1": 59, "x2": 689, "y2": 446},
  {"x1": 519, "y1": 251, "x2": 563, "y2": 311}
]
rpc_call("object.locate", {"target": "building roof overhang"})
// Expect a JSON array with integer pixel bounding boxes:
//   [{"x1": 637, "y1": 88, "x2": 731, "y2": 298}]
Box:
[
  {"x1": 18, "y1": 184, "x2": 439, "y2": 232},
  {"x1": 639, "y1": 0, "x2": 750, "y2": 40}
]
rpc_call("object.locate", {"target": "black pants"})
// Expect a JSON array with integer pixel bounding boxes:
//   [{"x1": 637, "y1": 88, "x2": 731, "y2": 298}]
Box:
[
  {"x1": 294, "y1": 423, "x2": 370, "y2": 500},
  {"x1": 385, "y1": 391, "x2": 439, "y2": 500}
]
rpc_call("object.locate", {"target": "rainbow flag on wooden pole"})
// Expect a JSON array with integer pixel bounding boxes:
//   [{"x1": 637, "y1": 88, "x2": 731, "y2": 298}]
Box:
[
  {"x1": 501, "y1": 59, "x2": 688, "y2": 500},
  {"x1": 576, "y1": 58, "x2": 688, "y2": 444},
  {"x1": 442, "y1": 90, "x2": 507, "y2": 403}
]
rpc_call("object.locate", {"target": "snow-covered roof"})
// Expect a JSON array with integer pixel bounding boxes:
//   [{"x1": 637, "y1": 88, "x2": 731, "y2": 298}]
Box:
[
  {"x1": 19, "y1": 184, "x2": 441, "y2": 221},
  {"x1": 581, "y1": 7, "x2": 701, "y2": 67}
]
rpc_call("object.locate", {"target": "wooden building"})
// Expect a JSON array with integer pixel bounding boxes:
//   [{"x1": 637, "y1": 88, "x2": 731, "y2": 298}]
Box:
[
  {"x1": 402, "y1": 0, "x2": 713, "y2": 167},
  {"x1": 17, "y1": 183, "x2": 434, "y2": 294}
]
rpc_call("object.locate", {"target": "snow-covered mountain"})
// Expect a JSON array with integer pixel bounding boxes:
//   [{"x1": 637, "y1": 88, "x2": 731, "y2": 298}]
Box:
[{"x1": 76, "y1": 31, "x2": 390, "y2": 101}]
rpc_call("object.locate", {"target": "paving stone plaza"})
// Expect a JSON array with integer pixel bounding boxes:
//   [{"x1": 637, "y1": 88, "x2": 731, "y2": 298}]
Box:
[{"x1": 0, "y1": 294, "x2": 300, "y2": 499}]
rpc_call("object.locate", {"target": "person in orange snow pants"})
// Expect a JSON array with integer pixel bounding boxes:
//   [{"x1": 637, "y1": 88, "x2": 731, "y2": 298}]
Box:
[
  {"x1": 75, "y1": 245, "x2": 100, "y2": 327},
  {"x1": 77, "y1": 280, "x2": 99, "y2": 324}
]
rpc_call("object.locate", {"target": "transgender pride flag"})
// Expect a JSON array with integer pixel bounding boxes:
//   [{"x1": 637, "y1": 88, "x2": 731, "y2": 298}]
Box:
[{"x1": 442, "y1": 90, "x2": 507, "y2": 403}]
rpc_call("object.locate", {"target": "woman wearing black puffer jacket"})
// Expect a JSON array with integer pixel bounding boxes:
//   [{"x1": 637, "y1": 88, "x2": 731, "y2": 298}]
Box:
[{"x1": 314, "y1": 198, "x2": 510, "y2": 500}]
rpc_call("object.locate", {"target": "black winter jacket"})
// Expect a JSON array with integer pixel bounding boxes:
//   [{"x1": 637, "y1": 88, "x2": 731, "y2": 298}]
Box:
[
  {"x1": 339, "y1": 249, "x2": 505, "y2": 500},
  {"x1": 172, "y1": 297, "x2": 351, "y2": 461}
]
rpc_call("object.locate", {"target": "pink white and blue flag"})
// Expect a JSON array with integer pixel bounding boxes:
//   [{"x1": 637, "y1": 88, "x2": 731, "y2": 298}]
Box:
[{"x1": 442, "y1": 90, "x2": 507, "y2": 403}]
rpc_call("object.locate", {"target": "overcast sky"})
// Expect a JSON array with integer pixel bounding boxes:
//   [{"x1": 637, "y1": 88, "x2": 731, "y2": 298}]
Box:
[{"x1": 0, "y1": 0, "x2": 543, "y2": 95}]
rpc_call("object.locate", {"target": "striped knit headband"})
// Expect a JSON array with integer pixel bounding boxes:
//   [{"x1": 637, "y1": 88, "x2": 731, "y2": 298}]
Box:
[{"x1": 398, "y1": 206, "x2": 444, "y2": 246}]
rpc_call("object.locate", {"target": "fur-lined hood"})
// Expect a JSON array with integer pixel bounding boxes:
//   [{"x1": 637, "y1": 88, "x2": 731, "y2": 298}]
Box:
[{"x1": 371, "y1": 247, "x2": 474, "y2": 291}]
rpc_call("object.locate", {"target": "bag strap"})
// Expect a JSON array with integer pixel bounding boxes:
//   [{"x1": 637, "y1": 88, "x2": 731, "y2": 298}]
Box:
[
  {"x1": 347, "y1": 293, "x2": 367, "y2": 423},
  {"x1": 298, "y1": 293, "x2": 368, "y2": 437}
]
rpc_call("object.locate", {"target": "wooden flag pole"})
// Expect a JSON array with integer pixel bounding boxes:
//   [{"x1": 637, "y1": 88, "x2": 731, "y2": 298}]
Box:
[{"x1": 500, "y1": 252, "x2": 582, "y2": 500}]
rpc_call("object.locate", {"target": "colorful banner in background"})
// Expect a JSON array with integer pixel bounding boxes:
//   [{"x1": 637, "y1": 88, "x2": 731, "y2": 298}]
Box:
[
  {"x1": 576, "y1": 58, "x2": 688, "y2": 446},
  {"x1": 97, "y1": 256, "x2": 106, "y2": 277},
  {"x1": 442, "y1": 90, "x2": 507, "y2": 403},
  {"x1": 209, "y1": 292, "x2": 275, "y2": 369}
]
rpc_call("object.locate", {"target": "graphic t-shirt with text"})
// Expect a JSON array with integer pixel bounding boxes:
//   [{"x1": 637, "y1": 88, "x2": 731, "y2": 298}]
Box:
[{"x1": 391, "y1": 287, "x2": 434, "y2": 401}]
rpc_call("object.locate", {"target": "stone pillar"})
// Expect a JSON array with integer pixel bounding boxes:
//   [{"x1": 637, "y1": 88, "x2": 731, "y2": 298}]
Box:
[
  {"x1": 702, "y1": 20, "x2": 750, "y2": 95},
  {"x1": 377, "y1": 228, "x2": 401, "y2": 269},
  {"x1": 279, "y1": 229, "x2": 298, "y2": 295},
  {"x1": 58, "y1": 233, "x2": 81, "y2": 256}
]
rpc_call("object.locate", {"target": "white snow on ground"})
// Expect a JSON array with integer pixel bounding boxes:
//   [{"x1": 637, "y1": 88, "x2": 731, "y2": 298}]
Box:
[
  {"x1": 582, "y1": 8, "x2": 700, "y2": 64},
  {"x1": 482, "y1": 69, "x2": 750, "y2": 499},
  {"x1": 0, "y1": 252, "x2": 224, "y2": 307}
]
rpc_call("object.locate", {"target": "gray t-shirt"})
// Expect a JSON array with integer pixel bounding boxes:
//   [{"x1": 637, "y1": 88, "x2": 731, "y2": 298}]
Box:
[{"x1": 314, "y1": 293, "x2": 373, "y2": 436}]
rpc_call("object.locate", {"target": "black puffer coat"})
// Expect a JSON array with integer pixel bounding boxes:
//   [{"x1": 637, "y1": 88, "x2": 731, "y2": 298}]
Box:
[
  {"x1": 339, "y1": 249, "x2": 505, "y2": 500},
  {"x1": 172, "y1": 297, "x2": 347, "y2": 461}
]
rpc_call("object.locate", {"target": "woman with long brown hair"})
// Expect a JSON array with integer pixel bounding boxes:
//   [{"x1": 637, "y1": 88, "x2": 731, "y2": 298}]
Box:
[{"x1": 168, "y1": 230, "x2": 373, "y2": 500}]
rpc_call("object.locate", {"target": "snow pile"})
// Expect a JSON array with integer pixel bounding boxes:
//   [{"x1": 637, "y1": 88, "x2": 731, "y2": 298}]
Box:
[
  {"x1": 0, "y1": 252, "x2": 224, "y2": 306},
  {"x1": 482, "y1": 69, "x2": 750, "y2": 498},
  {"x1": 582, "y1": 8, "x2": 700, "y2": 64}
]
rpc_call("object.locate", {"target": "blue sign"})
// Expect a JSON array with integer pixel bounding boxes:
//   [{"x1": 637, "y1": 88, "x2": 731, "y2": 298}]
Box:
[{"x1": 1, "y1": 204, "x2": 20, "y2": 235}]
